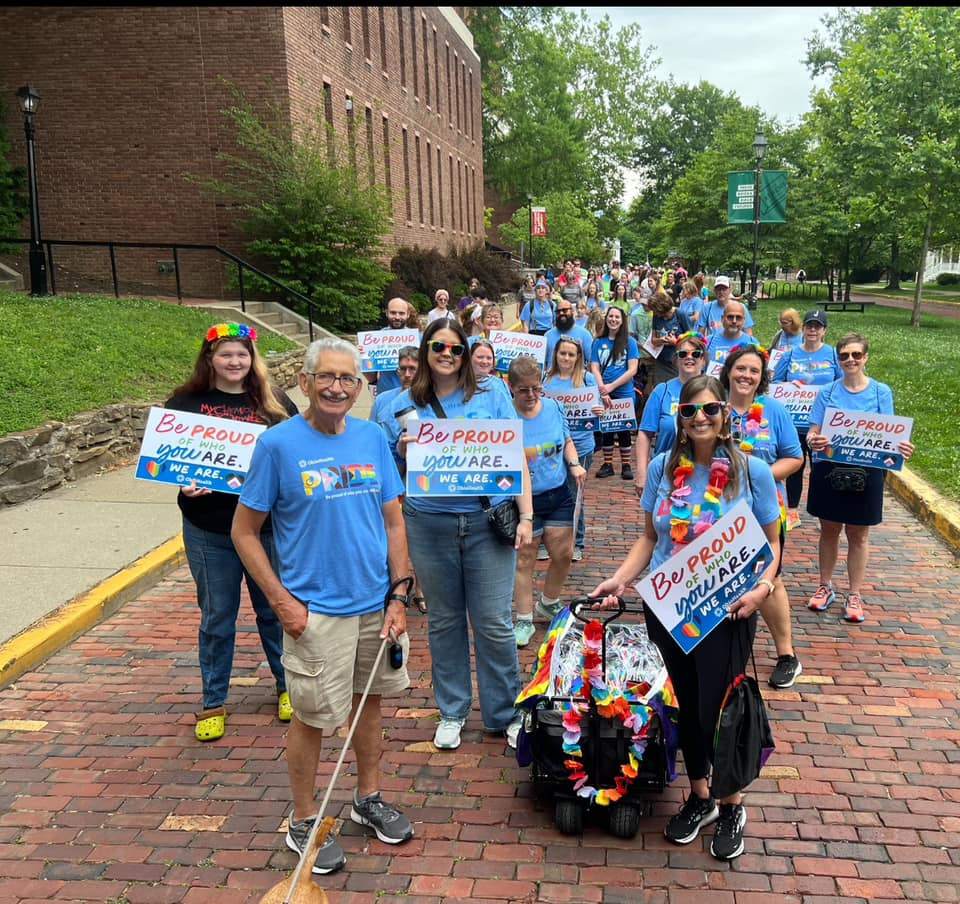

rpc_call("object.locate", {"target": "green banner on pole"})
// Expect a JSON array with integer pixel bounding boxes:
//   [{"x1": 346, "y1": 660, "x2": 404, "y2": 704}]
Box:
[{"x1": 727, "y1": 171, "x2": 788, "y2": 224}]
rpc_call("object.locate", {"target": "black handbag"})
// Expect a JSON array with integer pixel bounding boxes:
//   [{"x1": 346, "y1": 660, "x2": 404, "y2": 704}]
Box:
[
  {"x1": 828, "y1": 465, "x2": 868, "y2": 493},
  {"x1": 711, "y1": 623, "x2": 775, "y2": 800}
]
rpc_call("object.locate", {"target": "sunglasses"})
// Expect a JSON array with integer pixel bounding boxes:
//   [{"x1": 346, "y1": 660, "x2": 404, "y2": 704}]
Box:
[
  {"x1": 676, "y1": 349, "x2": 704, "y2": 360},
  {"x1": 678, "y1": 401, "x2": 725, "y2": 420},
  {"x1": 838, "y1": 350, "x2": 865, "y2": 361},
  {"x1": 429, "y1": 341, "x2": 466, "y2": 357}
]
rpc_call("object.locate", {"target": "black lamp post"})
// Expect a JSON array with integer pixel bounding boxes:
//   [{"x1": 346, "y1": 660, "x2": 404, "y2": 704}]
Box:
[
  {"x1": 527, "y1": 194, "x2": 534, "y2": 271},
  {"x1": 750, "y1": 127, "x2": 768, "y2": 297},
  {"x1": 16, "y1": 85, "x2": 49, "y2": 297}
]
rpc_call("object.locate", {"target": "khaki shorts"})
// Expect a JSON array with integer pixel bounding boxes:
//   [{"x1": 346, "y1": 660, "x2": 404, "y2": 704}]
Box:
[{"x1": 281, "y1": 610, "x2": 410, "y2": 731}]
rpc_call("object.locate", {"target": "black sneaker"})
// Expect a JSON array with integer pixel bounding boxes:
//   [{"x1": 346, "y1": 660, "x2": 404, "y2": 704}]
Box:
[
  {"x1": 769, "y1": 654, "x2": 802, "y2": 689},
  {"x1": 597, "y1": 462, "x2": 614, "y2": 478},
  {"x1": 350, "y1": 792, "x2": 414, "y2": 844},
  {"x1": 710, "y1": 803, "x2": 747, "y2": 860},
  {"x1": 664, "y1": 793, "x2": 719, "y2": 844},
  {"x1": 621, "y1": 464, "x2": 634, "y2": 481},
  {"x1": 285, "y1": 815, "x2": 346, "y2": 874}
]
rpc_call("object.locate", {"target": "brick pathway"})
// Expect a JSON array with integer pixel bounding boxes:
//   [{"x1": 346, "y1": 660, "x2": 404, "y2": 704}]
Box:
[{"x1": 1, "y1": 478, "x2": 959, "y2": 903}]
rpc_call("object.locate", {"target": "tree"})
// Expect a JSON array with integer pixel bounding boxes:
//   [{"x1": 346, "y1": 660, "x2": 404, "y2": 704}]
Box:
[
  {"x1": 189, "y1": 86, "x2": 392, "y2": 331},
  {"x1": 806, "y1": 6, "x2": 960, "y2": 325},
  {"x1": 498, "y1": 191, "x2": 604, "y2": 268},
  {"x1": 0, "y1": 109, "x2": 28, "y2": 252},
  {"x1": 472, "y1": 7, "x2": 658, "y2": 213}
]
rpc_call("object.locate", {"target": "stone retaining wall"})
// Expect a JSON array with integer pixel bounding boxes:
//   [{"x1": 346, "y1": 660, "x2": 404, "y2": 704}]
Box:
[{"x1": 0, "y1": 349, "x2": 304, "y2": 507}]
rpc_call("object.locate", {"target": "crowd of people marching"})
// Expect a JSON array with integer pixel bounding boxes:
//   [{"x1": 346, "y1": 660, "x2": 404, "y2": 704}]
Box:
[{"x1": 170, "y1": 257, "x2": 913, "y2": 871}]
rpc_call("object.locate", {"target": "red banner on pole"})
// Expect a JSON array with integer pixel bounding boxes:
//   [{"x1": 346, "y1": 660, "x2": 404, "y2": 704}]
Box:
[{"x1": 531, "y1": 206, "x2": 547, "y2": 237}]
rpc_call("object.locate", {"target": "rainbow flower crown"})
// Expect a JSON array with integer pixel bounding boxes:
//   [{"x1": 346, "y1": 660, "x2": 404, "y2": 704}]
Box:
[{"x1": 206, "y1": 323, "x2": 258, "y2": 343}]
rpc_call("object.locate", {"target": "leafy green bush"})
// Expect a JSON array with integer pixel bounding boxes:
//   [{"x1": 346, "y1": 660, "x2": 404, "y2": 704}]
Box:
[
  {"x1": 390, "y1": 244, "x2": 520, "y2": 305},
  {"x1": 935, "y1": 272, "x2": 960, "y2": 285}
]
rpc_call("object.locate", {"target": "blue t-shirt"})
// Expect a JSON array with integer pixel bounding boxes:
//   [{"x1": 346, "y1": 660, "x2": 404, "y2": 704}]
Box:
[
  {"x1": 773, "y1": 343, "x2": 842, "y2": 386},
  {"x1": 809, "y1": 378, "x2": 894, "y2": 429},
  {"x1": 652, "y1": 310, "x2": 692, "y2": 367},
  {"x1": 729, "y1": 396, "x2": 802, "y2": 507},
  {"x1": 387, "y1": 378, "x2": 520, "y2": 515},
  {"x1": 700, "y1": 300, "x2": 755, "y2": 336},
  {"x1": 545, "y1": 325, "x2": 594, "y2": 371},
  {"x1": 678, "y1": 297, "x2": 704, "y2": 330},
  {"x1": 704, "y1": 331, "x2": 759, "y2": 371},
  {"x1": 239, "y1": 415, "x2": 404, "y2": 617},
  {"x1": 543, "y1": 373, "x2": 598, "y2": 459},
  {"x1": 590, "y1": 336, "x2": 640, "y2": 399},
  {"x1": 639, "y1": 378, "x2": 682, "y2": 455},
  {"x1": 521, "y1": 298, "x2": 555, "y2": 331},
  {"x1": 771, "y1": 330, "x2": 803, "y2": 351},
  {"x1": 641, "y1": 453, "x2": 780, "y2": 571},
  {"x1": 370, "y1": 386, "x2": 403, "y2": 428},
  {"x1": 519, "y1": 397, "x2": 572, "y2": 495}
]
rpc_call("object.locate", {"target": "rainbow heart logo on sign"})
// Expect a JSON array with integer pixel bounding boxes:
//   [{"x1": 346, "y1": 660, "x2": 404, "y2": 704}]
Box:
[
  {"x1": 146, "y1": 461, "x2": 161, "y2": 478},
  {"x1": 496, "y1": 474, "x2": 515, "y2": 491},
  {"x1": 417, "y1": 475, "x2": 430, "y2": 492},
  {"x1": 226, "y1": 474, "x2": 243, "y2": 490}
]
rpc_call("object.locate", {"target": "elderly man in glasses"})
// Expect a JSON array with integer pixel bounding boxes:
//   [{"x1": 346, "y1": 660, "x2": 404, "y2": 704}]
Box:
[
  {"x1": 699, "y1": 276, "x2": 756, "y2": 338},
  {"x1": 703, "y1": 301, "x2": 759, "y2": 377},
  {"x1": 233, "y1": 336, "x2": 416, "y2": 876}
]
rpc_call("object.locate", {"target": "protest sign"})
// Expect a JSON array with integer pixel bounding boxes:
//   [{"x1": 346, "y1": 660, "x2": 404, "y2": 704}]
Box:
[
  {"x1": 636, "y1": 499, "x2": 773, "y2": 654},
  {"x1": 357, "y1": 329, "x2": 421, "y2": 373},
  {"x1": 134, "y1": 407, "x2": 266, "y2": 495},
  {"x1": 599, "y1": 396, "x2": 637, "y2": 433},
  {"x1": 544, "y1": 384, "x2": 602, "y2": 430},
  {"x1": 813, "y1": 407, "x2": 914, "y2": 471},
  {"x1": 488, "y1": 329, "x2": 547, "y2": 373},
  {"x1": 405, "y1": 418, "x2": 525, "y2": 496},
  {"x1": 769, "y1": 381, "x2": 823, "y2": 428},
  {"x1": 767, "y1": 348, "x2": 785, "y2": 375},
  {"x1": 705, "y1": 359, "x2": 725, "y2": 379}
]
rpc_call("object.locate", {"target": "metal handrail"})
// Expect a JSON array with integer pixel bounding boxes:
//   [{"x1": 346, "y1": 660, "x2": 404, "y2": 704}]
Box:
[{"x1": 0, "y1": 237, "x2": 318, "y2": 341}]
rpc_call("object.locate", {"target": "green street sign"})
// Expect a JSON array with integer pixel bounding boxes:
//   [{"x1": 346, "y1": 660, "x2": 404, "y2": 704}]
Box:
[{"x1": 727, "y1": 171, "x2": 788, "y2": 224}]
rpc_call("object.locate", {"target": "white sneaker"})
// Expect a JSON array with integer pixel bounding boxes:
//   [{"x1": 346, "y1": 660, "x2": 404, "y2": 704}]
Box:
[
  {"x1": 572, "y1": 547, "x2": 583, "y2": 562},
  {"x1": 505, "y1": 717, "x2": 523, "y2": 750},
  {"x1": 514, "y1": 619, "x2": 536, "y2": 647},
  {"x1": 536, "y1": 545, "x2": 549, "y2": 561},
  {"x1": 433, "y1": 718, "x2": 465, "y2": 750},
  {"x1": 534, "y1": 594, "x2": 563, "y2": 622}
]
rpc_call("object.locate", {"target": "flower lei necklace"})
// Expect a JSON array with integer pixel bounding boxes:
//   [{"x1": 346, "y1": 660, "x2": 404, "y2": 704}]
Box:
[
  {"x1": 561, "y1": 619, "x2": 652, "y2": 805},
  {"x1": 669, "y1": 456, "x2": 730, "y2": 552},
  {"x1": 732, "y1": 399, "x2": 765, "y2": 453}
]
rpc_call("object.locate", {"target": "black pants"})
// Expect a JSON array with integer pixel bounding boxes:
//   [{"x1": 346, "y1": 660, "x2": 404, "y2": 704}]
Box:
[
  {"x1": 601, "y1": 430, "x2": 632, "y2": 451},
  {"x1": 785, "y1": 430, "x2": 810, "y2": 509}
]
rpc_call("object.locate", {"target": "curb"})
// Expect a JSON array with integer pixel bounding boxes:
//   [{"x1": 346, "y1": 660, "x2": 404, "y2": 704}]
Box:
[
  {"x1": 887, "y1": 467, "x2": 960, "y2": 557},
  {"x1": 0, "y1": 535, "x2": 185, "y2": 689}
]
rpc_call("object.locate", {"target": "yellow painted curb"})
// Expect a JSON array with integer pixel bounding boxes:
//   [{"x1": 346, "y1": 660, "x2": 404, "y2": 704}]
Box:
[
  {"x1": 0, "y1": 535, "x2": 185, "y2": 689},
  {"x1": 887, "y1": 467, "x2": 960, "y2": 556}
]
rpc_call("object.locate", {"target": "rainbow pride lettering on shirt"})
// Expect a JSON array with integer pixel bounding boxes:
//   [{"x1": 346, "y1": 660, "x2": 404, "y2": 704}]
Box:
[
  {"x1": 524, "y1": 439, "x2": 562, "y2": 464},
  {"x1": 301, "y1": 463, "x2": 378, "y2": 497}
]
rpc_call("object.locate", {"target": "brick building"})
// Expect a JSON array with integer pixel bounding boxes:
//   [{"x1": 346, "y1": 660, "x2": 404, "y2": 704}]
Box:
[{"x1": 0, "y1": 6, "x2": 484, "y2": 299}]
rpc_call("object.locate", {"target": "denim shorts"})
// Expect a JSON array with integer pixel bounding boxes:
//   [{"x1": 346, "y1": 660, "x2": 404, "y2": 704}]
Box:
[
  {"x1": 531, "y1": 481, "x2": 575, "y2": 536},
  {"x1": 281, "y1": 611, "x2": 410, "y2": 731}
]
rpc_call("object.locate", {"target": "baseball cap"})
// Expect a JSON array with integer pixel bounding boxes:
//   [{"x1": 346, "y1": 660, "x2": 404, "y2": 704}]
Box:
[
  {"x1": 803, "y1": 309, "x2": 828, "y2": 327},
  {"x1": 714, "y1": 276, "x2": 731, "y2": 289}
]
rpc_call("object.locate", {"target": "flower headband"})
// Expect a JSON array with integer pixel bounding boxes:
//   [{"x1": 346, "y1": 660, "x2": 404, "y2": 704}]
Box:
[
  {"x1": 674, "y1": 330, "x2": 704, "y2": 347},
  {"x1": 206, "y1": 323, "x2": 258, "y2": 343}
]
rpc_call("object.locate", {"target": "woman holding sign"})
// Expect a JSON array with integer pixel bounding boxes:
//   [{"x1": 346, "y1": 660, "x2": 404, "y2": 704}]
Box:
[
  {"x1": 805, "y1": 333, "x2": 914, "y2": 624},
  {"x1": 591, "y1": 375, "x2": 781, "y2": 861},
  {"x1": 167, "y1": 323, "x2": 297, "y2": 742},
  {"x1": 394, "y1": 319, "x2": 533, "y2": 752}
]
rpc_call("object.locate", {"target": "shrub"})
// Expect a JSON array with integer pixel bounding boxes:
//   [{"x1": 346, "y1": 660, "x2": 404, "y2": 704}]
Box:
[
  {"x1": 390, "y1": 243, "x2": 521, "y2": 306},
  {"x1": 935, "y1": 272, "x2": 960, "y2": 286}
]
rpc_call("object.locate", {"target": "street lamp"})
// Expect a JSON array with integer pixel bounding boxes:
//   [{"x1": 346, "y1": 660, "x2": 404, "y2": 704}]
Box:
[
  {"x1": 750, "y1": 127, "x2": 768, "y2": 297},
  {"x1": 527, "y1": 194, "x2": 534, "y2": 271},
  {"x1": 16, "y1": 85, "x2": 49, "y2": 296}
]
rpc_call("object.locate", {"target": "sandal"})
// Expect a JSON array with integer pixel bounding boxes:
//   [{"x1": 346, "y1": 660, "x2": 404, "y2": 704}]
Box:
[
  {"x1": 195, "y1": 706, "x2": 226, "y2": 742},
  {"x1": 277, "y1": 692, "x2": 294, "y2": 723}
]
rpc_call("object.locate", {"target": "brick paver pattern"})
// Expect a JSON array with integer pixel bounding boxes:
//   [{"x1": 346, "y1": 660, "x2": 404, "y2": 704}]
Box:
[{"x1": 1, "y1": 479, "x2": 959, "y2": 903}]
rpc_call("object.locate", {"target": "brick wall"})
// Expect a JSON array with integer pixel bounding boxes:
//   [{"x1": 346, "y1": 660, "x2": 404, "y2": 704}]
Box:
[{"x1": 0, "y1": 7, "x2": 484, "y2": 297}]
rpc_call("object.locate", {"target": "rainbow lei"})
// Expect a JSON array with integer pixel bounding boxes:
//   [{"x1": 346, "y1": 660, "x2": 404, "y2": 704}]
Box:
[
  {"x1": 561, "y1": 619, "x2": 652, "y2": 806},
  {"x1": 206, "y1": 323, "x2": 258, "y2": 343},
  {"x1": 669, "y1": 455, "x2": 730, "y2": 552},
  {"x1": 735, "y1": 401, "x2": 765, "y2": 453}
]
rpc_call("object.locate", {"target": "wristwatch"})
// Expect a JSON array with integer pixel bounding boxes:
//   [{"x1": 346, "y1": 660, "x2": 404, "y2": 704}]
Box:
[
  {"x1": 519, "y1": 512, "x2": 534, "y2": 521},
  {"x1": 567, "y1": 460, "x2": 581, "y2": 468}
]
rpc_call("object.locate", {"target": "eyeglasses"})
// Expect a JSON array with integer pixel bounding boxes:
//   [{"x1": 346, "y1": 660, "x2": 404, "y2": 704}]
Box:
[
  {"x1": 307, "y1": 372, "x2": 362, "y2": 389},
  {"x1": 428, "y1": 341, "x2": 466, "y2": 357},
  {"x1": 676, "y1": 349, "x2": 704, "y2": 360},
  {"x1": 513, "y1": 386, "x2": 543, "y2": 396},
  {"x1": 678, "y1": 401, "x2": 725, "y2": 420},
  {"x1": 838, "y1": 350, "x2": 865, "y2": 361},
  {"x1": 804, "y1": 322, "x2": 825, "y2": 329}
]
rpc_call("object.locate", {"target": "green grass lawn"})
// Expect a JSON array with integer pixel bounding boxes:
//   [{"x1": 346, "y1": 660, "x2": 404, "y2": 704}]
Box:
[
  {"x1": 0, "y1": 291, "x2": 298, "y2": 435},
  {"x1": 751, "y1": 300, "x2": 960, "y2": 503}
]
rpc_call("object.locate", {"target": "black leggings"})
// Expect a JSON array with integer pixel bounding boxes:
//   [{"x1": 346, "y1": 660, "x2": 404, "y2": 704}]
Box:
[
  {"x1": 786, "y1": 431, "x2": 810, "y2": 509},
  {"x1": 644, "y1": 607, "x2": 756, "y2": 785},
  {"x1": 601, "y1": 430, "x2": 632, "y2": 451}
]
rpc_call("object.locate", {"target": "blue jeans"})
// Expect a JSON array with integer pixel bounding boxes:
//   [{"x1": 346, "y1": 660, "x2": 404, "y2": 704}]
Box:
[
  {"x1": 565, "y1": 451, "x2": 593, "y2": 549},
  {"x1": 182, "y1": 518, "x2": 286, "y2": 709},
  {"x1": 403, "y1": 504, "x2": 521, "y2": 730}
]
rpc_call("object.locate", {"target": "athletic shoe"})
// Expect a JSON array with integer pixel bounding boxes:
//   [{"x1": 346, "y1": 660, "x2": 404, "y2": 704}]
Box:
[
  {"x1": 285, "y1": 815, "x2": 346, "y2": 874},
  {"x1": 621, "y1": 464, "x2": 634, "y2": 481},
  {"x1": 710, "y1": 803, "x2": 747, "y2": 860},
  {"x1": 572, "y1": 547, "x2": 583, "y2": 562},
  {"x1": 514, "y1": 619, "x2": 536, "y2": 648},
  {"x1": 844, "y1": 593, "x2": 866, "y2": 623},
  {"x1": 664, "y1": 793, "x2": 719, "y2": 844},
  {"x1": 768, "y1": 655, "x2": 802, "y2": 689},
  {"x1": 505, "y1": 716, "x2": 524, "y2": 750},
  {"x1": 433, "y1": 717, "x2": 465, "y2": 750},
  {"x1": 536, "y1": 545, "x2": 549, "y2": 561},
  {"x1": 277, "y1": 691, "x2": 293, "y2": 722},
  {"x1": 596, "y1": 463, "x2": 614, "y2": 478},
  {"x1": 534, "y1": 594, "x2": 563, "y2": 622},
  {"x1": 807, "y1": 584, "x2": 836, "y2": 612},
  {"x1": 350, "y1": 792, "x2": 414, "y2": 844},
  {"x1": 786, "y1": 509, "x2": 802, "y2": 531}
]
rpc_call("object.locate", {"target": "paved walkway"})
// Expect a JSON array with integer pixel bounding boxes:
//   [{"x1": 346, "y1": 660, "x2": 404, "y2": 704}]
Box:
[{"x1": 2, "y1": 472, "x2": 959, "y2": 903}]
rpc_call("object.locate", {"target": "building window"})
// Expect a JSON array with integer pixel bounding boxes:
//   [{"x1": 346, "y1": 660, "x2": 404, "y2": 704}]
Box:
[
  {"x1": 414, "y1": 135, "x2": 424, "y2": 224},
  {"x1": 457, "y1": 159, "x2": 464, "y2": 232},
  {"x1": 446, "y1": 46, "x2": 453, "y2": 126},
  {"x1": 365, "y1": 107, "x2": 375, "y2": 184},
  {"x1": 378, "y1": 8, "x2": 387, "y2": 72},
  {"x1": 426, "y1": 140, "x2": 435, "y2": 226},
  {"x1": 468, "y1": 69, "x2": 475, "y2": 139},
  {"x1": 422, "y1": 16, "x2": 430, "y2": 107},
  {"x1": 410, "y1": 7, "x2": 418, "y2": 98},
  {"x1": 398, "y1": 9, "x2": 406, "y2": 87},
  {"x1": 346, "y1": 95, "x2": 356, "y2": 171},
  {"x1": 341, "y1": 7, "x2": 351, "y2": 45},
  {"x1": 437, "y1": 146, "x2": 444, "y2": 229},
  {"x1": 402, "y1": 128, "x2": 412, "y2": 222},
  {"x1": 464, "y1": 163, "x2": 471, "y2": 235},
  {"x1": 462, "y1": 62, "x2": 469, "y2": 138},
  {"x1": 382, "y1": 115, "x2": 392, "y2": 194},
  {"x1": 449, "y1": 155, "x2": 455, "y2": 231},
  {"x1": 361, "y1": 7, "x2": 371, "y2": 60},
  {"x1": 323, "y1": 82, "x2": 335, "y2": 164},
  {"x1": 454, "y1": 53, "x2": 461, "y2": 132},
  {"x1": 433, "y1": 30, "x2": 440, "y2": 117}
]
